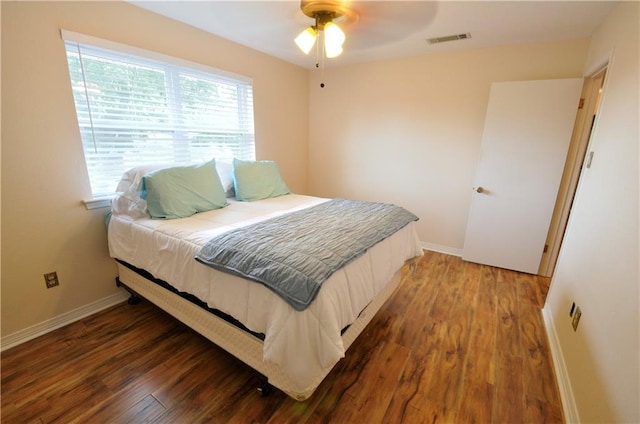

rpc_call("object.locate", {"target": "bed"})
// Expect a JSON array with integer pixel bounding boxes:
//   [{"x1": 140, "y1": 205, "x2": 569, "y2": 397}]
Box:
[{"x1": 107, "y1": 159, "x2": 423, "y2": 400}]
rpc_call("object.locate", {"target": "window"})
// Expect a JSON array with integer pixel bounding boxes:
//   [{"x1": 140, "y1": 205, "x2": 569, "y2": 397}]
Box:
[{"x1": 62, "y1": 30, "x2": 255, "y2": 199}]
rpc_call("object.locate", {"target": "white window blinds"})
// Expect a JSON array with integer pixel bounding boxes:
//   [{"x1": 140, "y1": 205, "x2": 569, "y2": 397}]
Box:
[{"x1": 62, "y1": 30, "x2": 255, "y2": 198}]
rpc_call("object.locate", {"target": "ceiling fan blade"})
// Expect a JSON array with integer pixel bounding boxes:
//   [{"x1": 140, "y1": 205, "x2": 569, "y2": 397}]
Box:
[{"x1": 344, "y1": 1, "x2": 438, "y2": 49}]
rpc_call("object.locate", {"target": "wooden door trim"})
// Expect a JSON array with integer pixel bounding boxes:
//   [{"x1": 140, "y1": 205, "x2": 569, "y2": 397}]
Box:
[{"x1": 539, "y1": 68, "x2": 608, "y2": 277}]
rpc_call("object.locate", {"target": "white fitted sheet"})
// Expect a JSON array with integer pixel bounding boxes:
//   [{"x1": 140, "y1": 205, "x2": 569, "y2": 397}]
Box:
[{"x1": 108, "y1": 194, "x2": 423, "y2": 393}]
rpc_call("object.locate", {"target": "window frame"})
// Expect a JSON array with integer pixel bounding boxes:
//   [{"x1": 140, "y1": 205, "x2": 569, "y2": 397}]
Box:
[{"x1": 61, "y1": 30, "x2": 256, "y2": 208}]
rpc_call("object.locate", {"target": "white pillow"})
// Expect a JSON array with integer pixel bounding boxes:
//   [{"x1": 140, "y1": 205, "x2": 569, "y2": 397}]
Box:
[
  {"x1": 215, "y1": 160, "x2": 235, "y2": 197},
  {"x1": 111, "y1": 163, "x2": 172, "y2": 218}
]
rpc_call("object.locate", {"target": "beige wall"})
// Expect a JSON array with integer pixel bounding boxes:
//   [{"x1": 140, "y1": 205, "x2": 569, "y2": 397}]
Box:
[
  {"x1": 544, "y1": 2, "x2": 639, "y2": 422},
  {"x1": 307, "y1": 38, "x2": 590, "y2": 250},
  {"x1": 4, "y1": 5, "x2": 636, "y2": 421},
  {"x1": 1, "y1": 1, "x2": 309, "y2": 338}
]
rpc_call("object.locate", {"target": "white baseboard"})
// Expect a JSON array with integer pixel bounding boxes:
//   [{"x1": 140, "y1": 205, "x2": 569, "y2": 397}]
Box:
[
  {"x1": 0, "y1": 244, "x2": 457, "y2": 352},
  {"x1": 1, "y1": 290, "x2": 129, "y2": 352},
  {"x1": 542, "y1": 306, "x2": 579, "y2": 423},
  {"x1": 421, "y1": 241, "x2": 463, "y2": 257}
]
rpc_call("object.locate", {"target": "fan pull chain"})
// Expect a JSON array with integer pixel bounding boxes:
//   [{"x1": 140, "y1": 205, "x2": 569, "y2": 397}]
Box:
[
  {"x1": 312, "y1": 28, "x2": 326, "y2": 88},
  {"x1": 317, "y1": 30, "x2": 325, "y2": 87},
  {"x1": 315, "y1": 30, "x2": 320, "y2": 80},
  {"x1": 320, "y1": 53, "x2": 325, "y2": 88},
  {"x1": 316, "y1": 31, "x2": 325, "y2": 88}
]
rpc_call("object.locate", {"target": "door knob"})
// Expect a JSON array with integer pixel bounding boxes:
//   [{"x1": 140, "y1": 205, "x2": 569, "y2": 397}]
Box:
[{"x1": 474, "y1": 186, "x2": 485, "y2": 193}]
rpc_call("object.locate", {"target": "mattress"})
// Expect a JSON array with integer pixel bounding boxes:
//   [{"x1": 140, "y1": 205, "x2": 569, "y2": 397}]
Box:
[{"x1": 108, "y1": 194, "x2": 423, "y2": 394}]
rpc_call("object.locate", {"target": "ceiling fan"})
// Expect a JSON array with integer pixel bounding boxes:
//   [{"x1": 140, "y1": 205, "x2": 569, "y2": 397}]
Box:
[
  {"x1": 292, "y1": 1, "x2": 438, "y2": 86},
  {"x1": 294, "y1": 0, "x2": 359, "y2": 59}
]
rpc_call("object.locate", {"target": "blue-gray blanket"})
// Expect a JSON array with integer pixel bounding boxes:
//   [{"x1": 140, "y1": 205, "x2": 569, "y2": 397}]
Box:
[{"x1": 195, "y1": 199, "x2": 418, "y2": 311}]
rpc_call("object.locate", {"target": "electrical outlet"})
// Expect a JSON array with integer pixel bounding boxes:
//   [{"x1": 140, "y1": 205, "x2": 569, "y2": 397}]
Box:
[
  {"x1": 44, "y1": 272, "x2": 59, "y2": 289},
  {"x1": 572, "y1": 306, "x2": 582, "y2": 331}
]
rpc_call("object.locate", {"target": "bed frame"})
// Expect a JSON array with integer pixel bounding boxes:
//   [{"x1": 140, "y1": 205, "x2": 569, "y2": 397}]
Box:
[{"x1": 115, "y1": 261, "x2": 403, "y2": 401}]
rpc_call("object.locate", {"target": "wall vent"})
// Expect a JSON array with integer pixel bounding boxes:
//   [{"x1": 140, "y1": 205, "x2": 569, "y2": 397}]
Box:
[{"x1": 426, "y1": 33, "x2": 472, "y2": 45}]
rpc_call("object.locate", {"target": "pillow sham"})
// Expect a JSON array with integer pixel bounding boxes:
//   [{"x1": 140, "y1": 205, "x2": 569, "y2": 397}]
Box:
[
  {"x1": 232, "y1": 158, "x2": 291, "y2": 202},
  {"x1": 143, "y1": 159, "x2": 228, "y2": 219}
]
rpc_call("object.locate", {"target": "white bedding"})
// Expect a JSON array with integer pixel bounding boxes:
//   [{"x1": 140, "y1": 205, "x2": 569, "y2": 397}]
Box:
[{"x1": 108, "y1": 194, "x2": 423, "y2": 393}]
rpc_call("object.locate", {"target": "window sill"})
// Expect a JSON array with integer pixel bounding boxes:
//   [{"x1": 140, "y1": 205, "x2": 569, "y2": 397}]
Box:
[{"x1": 83, "y1": 196, "x2": 112, "y2": 210}]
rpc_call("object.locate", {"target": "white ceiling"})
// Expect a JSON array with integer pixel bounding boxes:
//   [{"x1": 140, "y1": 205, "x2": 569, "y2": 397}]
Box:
[{"x1": 131, "y1": 1, "x2": 617, "y2": 69}]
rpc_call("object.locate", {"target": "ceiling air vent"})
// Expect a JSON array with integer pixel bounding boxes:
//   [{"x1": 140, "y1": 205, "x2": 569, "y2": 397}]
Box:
[{"x1": 426, "y1": 33, "x2": 472, "y2": 45}]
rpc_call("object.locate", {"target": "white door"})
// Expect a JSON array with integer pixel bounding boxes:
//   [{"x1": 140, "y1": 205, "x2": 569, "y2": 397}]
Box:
[{"x1": 462, "y1": 78, "x2": 583, "y2": 274}]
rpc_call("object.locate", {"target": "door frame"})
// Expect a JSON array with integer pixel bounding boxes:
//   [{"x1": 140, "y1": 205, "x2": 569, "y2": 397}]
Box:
[{"x1": 538, "y1": 64, "x2": 609, "y2": 276}]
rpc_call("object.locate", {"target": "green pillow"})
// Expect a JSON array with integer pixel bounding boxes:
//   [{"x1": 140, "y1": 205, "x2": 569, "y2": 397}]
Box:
[
  {"x1": 233, "y1": 158, "x2": 291, "y2": 201},
  {"x1": 143, "y1": 159, "x2": 227, "y2": 219}
]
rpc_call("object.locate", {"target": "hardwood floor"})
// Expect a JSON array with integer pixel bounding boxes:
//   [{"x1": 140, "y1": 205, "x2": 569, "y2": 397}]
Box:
[{"x1": 1, "y1": 251, "x2": 563, "y2": 423}]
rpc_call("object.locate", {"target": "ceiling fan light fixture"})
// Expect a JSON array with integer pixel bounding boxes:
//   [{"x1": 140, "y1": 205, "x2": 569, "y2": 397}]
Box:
[
  {"x1": 295, "y1": 26, "x2": 318, "y2": 55},
  {"x1": 295, "y1": 0, "x2": 354, "y2": 60},
  {"x1": 324, "y1": 22, "x2": 344, "y2": 58},
  {"x1": 324, "y1": 21, "x2": 345, "y2": 46},
  {"x1": 324, "y1": 43, "x2": 343, "y2": 59}
]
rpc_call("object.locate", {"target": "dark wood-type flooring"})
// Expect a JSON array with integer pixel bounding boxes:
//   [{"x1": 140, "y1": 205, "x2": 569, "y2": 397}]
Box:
[{"x1": 1, "y1": 251, "x2": 563, "y2": 423}]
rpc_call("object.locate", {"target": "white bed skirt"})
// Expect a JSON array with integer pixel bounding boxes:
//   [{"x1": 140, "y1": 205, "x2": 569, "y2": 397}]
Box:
[{"x1": 116, "y1": 261, "x2": 404, "y2": 400}]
